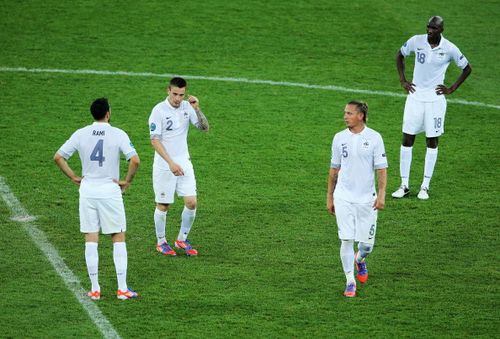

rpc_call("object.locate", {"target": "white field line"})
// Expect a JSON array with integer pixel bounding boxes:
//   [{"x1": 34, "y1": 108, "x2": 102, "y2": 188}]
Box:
[
  {"x1": 0, "y1": 66, "x2": 498, "y2": 110},
  {"x1": 0, "y1": 176, "x2": 121, "y2": 339}
]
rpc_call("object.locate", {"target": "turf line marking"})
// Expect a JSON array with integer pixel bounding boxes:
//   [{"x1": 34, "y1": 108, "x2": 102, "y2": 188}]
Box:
[
  {"x1": 0, "y1": 66, "x2": 498, "y2": 110},
  {"x1": 0, "y1": 176, "x2": 121, "y2": 339}
]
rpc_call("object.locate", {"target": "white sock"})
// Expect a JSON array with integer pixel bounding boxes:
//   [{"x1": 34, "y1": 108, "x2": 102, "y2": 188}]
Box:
[
  {"x1": 400, "y1": 146, "x2": 413, "y2": 188},
  {"x1": 113, "y1": 242, "x2": 128, "y2": 292},
  {"x1": 154, "y1": 208, "x2": 167, "y2": 245},
  {"x1": 340, "y1": 240, "x2": 355, "y2": 284},
  {"x1": 422, "y1": 147, "x2": 438, "y2": 189},
  {"x1": 177, "y1": 206, "x2": 196, "y2": 242},
  {"x1": 85, "y1": 242, "x2": 99, "y2": 292}
]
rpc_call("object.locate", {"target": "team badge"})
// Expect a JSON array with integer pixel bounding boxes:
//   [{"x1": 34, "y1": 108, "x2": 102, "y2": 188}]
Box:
[
  {"x1": 362, "y1": 140, "x2": 370, "y2": 149},
  {"x1": 150, "y1": 122, "x2": 156, "y2": 131}
]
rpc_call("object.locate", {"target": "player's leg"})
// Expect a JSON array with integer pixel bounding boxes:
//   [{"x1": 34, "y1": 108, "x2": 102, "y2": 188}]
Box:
[
  {"x1": 354, "y1": 203, "x2": 377, "y2": 284},
  {"x1": 334, "y1": 197, "x2": 356, "y2": 297},
  {"x1": 80, "y1": 197, "x2": 101, "y2": 299},
  {"x1": 153, "y1": 167, "x2": 176, "y2": 255},
  {"x1": 393, "y1": 96, "x2": 424, "y2": 198},
  {"x1": 84, "y1": 232, "x2": 100, "y2": 299},
  {"x1": 111, "y1": 232, "x2": 137, "y2": 300},
  {"x1": 179, "y1": 196, "x2": 197, "y2": 241},
  {"x1": 420, "y1": 99, "x2": 446, "y2": 200},
  {"x1": 98, "y1": 198, "x2": 137, "y2": 299},
  {"x1": 175, "y1": 164, "x2": 198, "y2": 256}
]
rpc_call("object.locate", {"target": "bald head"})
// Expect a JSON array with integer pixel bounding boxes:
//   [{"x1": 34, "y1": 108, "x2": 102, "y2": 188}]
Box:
[{"x1": 428, "y1": 16, "x2": 444, "y2": 29}]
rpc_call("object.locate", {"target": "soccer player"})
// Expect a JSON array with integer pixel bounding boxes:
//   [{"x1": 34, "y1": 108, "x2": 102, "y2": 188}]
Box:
[
  {"x1": 392, "y1": 16, "x2": 472, "y2": 200},
  {"x1": 327, "y1": 101, "x2": 387, "y2": 298},
  {"x1": 54, "y1": 98, "x2": 140, "y2": 300},
  {"x1": 149, "y1": 77, "x2": 209, "y2": 256}
]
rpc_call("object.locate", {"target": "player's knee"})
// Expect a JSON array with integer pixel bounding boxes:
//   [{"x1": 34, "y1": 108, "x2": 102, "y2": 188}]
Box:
[
  {"x1": 402, "y1": 133, "x2": 415, "y2": 147},
  {"x1": 426, "y1": 137, "x2": 439, "y2": 148},
  {"x1": 156, "y1": 203, "x2": 170, "y2": 212},
  {"x1": 184, "y1": 198, "x2": 197, "y2": 210},
  {"x1": 340, "y1": 240, "x2": 354, "y2": 251}
]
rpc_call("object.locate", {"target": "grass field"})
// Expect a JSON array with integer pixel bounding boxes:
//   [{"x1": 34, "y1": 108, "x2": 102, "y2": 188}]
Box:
[{"x1": 0, "y1": 0, "x2": 498, "y2": 338}]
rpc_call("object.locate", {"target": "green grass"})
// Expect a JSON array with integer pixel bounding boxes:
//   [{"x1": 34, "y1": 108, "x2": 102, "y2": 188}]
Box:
[{"x1": 0, "y1": 0, "x2": 499, "y2": 338}]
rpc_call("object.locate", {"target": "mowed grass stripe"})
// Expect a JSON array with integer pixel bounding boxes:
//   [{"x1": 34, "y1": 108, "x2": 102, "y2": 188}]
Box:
[
  {"x1": 0, "y1": 176, "x2": 121, "y2": 339},
  {"x1": 0, "y1": 66, "x2": 498, "y2": 110}
]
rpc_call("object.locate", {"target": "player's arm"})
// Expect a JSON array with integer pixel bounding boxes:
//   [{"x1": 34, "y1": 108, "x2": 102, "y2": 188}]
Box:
[
  {"x1": 150, "y1": 138, "x2": 184, "y2": 176},
  {"x1": 188, "y1": 95, "x2": 209, "y2": 132},
  {"x1": 396, "y1": 50, "x2": 416, "y2": 93},
  {"x1": 116, "y1": 155, "x2": 140, "y2": 193},
  {"x1": 436, "y1": 64, "x2": 472, "y2": 95},
  {"x1": 373, "y1": 168, "x2": 387, "y2": 210},
  {"x1": 53, "y1": 152, "x2": 82, "y2": 185},
  {"x1": 327, "y1": 167, "x2": 339, "y2": 214}
]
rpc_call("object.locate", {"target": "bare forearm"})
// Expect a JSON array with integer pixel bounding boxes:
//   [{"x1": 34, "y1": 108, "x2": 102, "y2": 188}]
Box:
[
  {"x1": 376, "y1": 168, "x2": 387, "y2": 197},
  {"x1": 195, "y1": 109, "x2": 209, "y2": 132},
  {"x1": 450, "y1": 64, "x2": 472, "y2": 92},
  {"x1": 125, "y1": 155, "x2": 140, "y2": 183},
  {"x1": 396, "y1": 51, "x2": 406, "y2": 81},
  {"x1": 327, "y1": 168, "x2": 339, "y2": 196},
  {"x1": 54, "y1": 155, "x2": 76, "y2": 180}
]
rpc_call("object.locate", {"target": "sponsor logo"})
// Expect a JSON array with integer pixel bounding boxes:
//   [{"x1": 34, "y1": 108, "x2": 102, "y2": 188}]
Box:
[
  {"x1": 417, "y1": 47, "x2": 423, "y2": 50},
  {"x1": 150, "y1": 122, "x2": 156, "y2": 131},
  {"x1": 460, "y1": 55, "x2": 464, "y2": 60},
  {"x1": 382, "y1": 153, "x2": 386, "y2": 157}
]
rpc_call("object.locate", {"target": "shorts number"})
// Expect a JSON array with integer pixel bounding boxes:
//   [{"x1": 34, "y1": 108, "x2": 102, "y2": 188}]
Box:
[
  {"x1": 416, "y1": 52, "x2": 426, "y2": 64},
  {"x1": 434, "y1": 117, "x2": 442, "y2": 129},
  {"x1": 342, "y1": 145, "x2": 348, "y2": 158},
  {"x1": 369, "y1": 224, "x2": 375, "y2": 236},
  {"x1": 166, "y1": 120, "x2": 173, "y2": 131},
  {"x1": 90, "y1": 139, "x2": 105, "y2": 167}
]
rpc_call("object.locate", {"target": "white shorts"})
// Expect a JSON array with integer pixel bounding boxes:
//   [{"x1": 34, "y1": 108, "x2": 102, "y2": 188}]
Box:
[
  {"x1": 79, "y1": 197, "x2": 126, "y2": 234},
  {"x1": 403, "y1": 95, "x2": 447, "y2": 137},
  {"x1": 153, "y1": 163, "x2": 197, "y2": 204},
  {"x1": 334, "y1": 197, "x2": 377, "y2": 244}
]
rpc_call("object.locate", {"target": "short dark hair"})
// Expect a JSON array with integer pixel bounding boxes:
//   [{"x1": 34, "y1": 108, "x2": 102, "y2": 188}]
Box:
[
  {"x1": 348, "y1": 100, "x2": 368, "y2": 122},
  {"x1": 428, "y1": 16, "x2": 444, "y2": 28},
  {"x1": 169, "y1": 77, "x2": 187, "y2": 88},
  {"x1": 90, "y1": 98, "x2": 109, "y2": 120}
]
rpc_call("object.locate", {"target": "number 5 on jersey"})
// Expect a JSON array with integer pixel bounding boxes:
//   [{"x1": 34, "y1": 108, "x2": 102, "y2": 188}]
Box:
[{"x1": 90, "y1": 139, "x2": 105, "y2": 167}]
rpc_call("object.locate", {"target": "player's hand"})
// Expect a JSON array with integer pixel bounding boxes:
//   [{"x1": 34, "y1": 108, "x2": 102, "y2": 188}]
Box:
[
  {"x1": 373, "y1": 196, "x2": 385, "y2": 210},
  {"x1": 71, "y1": 176, "x2": 82, "y2": 186},
  {"x1": 435, "y1": 84, "x2": 453, "y2": 95},
  {"x1": 188, "y1": 95, "x2": 199, "y2": 110},
  {"x1": 169, "y1": 162, "x2": 184, "y2": 176},
  {"x1": 327, "y1": 197, "x2": 335, "y2": 215},
  {"x1": 115, "y1": 179, "x2": 131, "y2": 193},
  {"x1": 400, "y1": 80, "x2": 416, "y2": 94}
]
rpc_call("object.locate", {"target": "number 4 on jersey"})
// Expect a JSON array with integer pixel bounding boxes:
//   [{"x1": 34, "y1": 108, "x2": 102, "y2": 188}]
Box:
[{"x1": 90, "y1": 139, "x2": 105, "y2": 167}]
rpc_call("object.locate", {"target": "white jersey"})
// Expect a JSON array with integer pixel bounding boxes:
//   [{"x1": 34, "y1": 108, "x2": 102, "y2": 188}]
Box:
[
  {"x1": 331, "y1": 127, "x2": 388, "y2": 203},
  {"x1": 149, "y1": 99, "x2": 200, "y2": 170},
  {"x1": 58, "y1": 122, "x2": 137, "y2": 198},
  {"x1": 401, "y1": 34, "x2": 469, "y2": 102}
]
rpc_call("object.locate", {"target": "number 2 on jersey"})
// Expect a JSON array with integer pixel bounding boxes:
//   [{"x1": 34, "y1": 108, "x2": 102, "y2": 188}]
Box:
[{"x1": 90, "y1": 139, "x2": 105, "y2": 167}]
